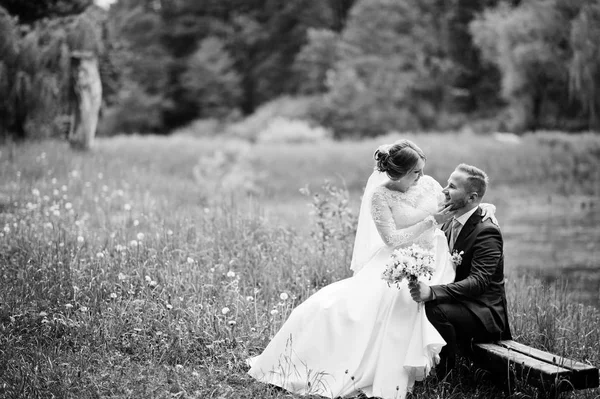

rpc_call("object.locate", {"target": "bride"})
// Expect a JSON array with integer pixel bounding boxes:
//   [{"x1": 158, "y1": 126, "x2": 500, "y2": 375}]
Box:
[{"x1": 247, "y1": 140, "x2": 496, "y2": 399}]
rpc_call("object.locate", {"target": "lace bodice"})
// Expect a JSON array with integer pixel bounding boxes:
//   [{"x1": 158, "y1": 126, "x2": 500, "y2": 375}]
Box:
[{"x1": 370, "y1": 175, "x2": 444, "y2": 248}]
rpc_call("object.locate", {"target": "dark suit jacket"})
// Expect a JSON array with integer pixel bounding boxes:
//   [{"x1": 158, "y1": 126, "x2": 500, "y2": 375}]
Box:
[{"x1": 431, "y1": 207, "x2": 512, "y2": 340}]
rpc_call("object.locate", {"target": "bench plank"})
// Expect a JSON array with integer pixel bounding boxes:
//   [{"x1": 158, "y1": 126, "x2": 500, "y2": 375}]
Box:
[
  {"x1": 498, "y1": 340, "x2": 596, "y2": 373},
  {"x1": 472, "y1": 340, "x2": 599, "y2": 393}
]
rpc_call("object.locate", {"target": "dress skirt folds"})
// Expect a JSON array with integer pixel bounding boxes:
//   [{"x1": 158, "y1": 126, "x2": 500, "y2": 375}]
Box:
[{"x1": 247, "y1": 229, "x2": 455, "y2": 399}]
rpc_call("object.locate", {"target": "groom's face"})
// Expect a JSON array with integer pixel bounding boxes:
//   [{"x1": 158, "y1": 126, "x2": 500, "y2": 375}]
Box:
[{"x1": 442, "y1": 171, "x2": 471, "y2": 211}]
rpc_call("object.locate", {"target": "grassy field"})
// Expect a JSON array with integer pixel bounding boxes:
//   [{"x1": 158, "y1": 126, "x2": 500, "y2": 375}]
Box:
[{"x1": 0, "y1": 132, "x2": 599, "y2": 398}]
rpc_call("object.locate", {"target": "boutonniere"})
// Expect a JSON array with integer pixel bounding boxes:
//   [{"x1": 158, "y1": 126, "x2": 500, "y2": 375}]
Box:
[{"x1": 450, "y1": 250, "x2": 464, "y2": 267}]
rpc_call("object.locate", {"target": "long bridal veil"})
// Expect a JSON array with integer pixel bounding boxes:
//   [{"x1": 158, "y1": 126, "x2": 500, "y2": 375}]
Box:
[{"x1": 350, "y1": 170, "x2": 390, "y2": 275}]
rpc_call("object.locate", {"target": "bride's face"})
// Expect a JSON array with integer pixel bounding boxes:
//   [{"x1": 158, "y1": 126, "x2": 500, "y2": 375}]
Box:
[{"x1": 391, "y1": 158, "x2": 425, "y2": 190}]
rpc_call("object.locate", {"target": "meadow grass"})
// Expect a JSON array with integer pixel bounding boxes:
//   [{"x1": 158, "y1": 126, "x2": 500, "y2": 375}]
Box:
[{"x1": 0, "y1": 132, "x2": 599, "y2": 398}]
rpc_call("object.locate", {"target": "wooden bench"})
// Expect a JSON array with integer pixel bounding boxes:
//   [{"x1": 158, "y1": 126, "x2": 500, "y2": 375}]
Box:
[{"x1": 471, "y1": 340, "x2": 599, "y2": 398}]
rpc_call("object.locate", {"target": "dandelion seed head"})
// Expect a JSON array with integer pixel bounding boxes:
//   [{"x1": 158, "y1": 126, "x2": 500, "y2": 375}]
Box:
[
  {"x1": 32, "y1": 188, "x2": 40, "y2": 196},
  {"x1": 109, "y1": 293, "x2": 117, "y2": 299},
  {"x1": 166, "y1": 304, "x2": 173, "y2": 310},
  {"x1": 39, "y1": 311, "x2": 47, "y2": 317},
  {"x1": 270, "y1": 309, "x2": 278, "y2": 316},
  {"x1": 133, "y1": 220, "x2": 139, "y2": 227},
  {"x1": 228, "y1": 320, "x2": 236, "y2": 327},
  {"x1": 61, "y1": 185, "x2": 68, "y2": 192},
  {"x1": 80, "y1": 306, "x2": 88, "y2": 312},
  {"x1": 65, "y1": 304, "x2": 73, "y2": 309},
  {"x1": 124, "y1": 204, "x2": 132, "y2": 211},
  {"x1": 279, "y1": 292, "x2": 289, "y2": 301},
  {"x1": 96, "y1": 252, "x2": 104, "y2": 259},
  {"x1": 129, "y1": 240, "x2": 138, "y2": 247},
  {"x1": 136, "y1": 232, "x2": 144, "y2": 240},
  {"x1": 149, "y1": 280, "x2": 158, "y2": 287},
  {"x1": 221, "y1": 307, "x2": 230, "y2": 315},
  {"x1": 187, "y1": 257, "x2": 194, "y2": 264},
  {"x1": 77, "y1": 236, "x2": 84, "y2": 244},
  {"x1": 246, "y1": 296, "x2": 254, "y2": 302},
  {"x1": 65, "y1": 202, "x2": 72, "y2": 210},
  {"x1": 167, "y1": 229, "x2": 173, "y2": 236},
  {"x1": 145, "y1": 275, "x2": 151, "y2": 282},
  {"x1": 226, "y1": 270, "x2": 235, "y2": 278}
]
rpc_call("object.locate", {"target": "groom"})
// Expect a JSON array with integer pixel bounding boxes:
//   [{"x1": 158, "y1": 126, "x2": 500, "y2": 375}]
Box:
[{"x1": 409, "y1": 163, "x2": 511, "y2": 377}]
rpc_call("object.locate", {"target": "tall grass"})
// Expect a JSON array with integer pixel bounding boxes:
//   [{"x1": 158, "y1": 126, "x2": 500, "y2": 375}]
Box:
[{"x1": 0, "y1": 133, "x2": 599, "y2": 398}]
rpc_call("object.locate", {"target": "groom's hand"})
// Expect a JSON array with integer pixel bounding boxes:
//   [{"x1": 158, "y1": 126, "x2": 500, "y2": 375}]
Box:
[{"x1": 409, "y1": 281, "x2": 433, "y2": 303}]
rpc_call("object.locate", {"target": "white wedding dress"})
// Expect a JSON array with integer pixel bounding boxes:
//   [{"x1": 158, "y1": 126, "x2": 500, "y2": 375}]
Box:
[{"x1": 247, "y1": 174, "x2": 456, "y2": 399}]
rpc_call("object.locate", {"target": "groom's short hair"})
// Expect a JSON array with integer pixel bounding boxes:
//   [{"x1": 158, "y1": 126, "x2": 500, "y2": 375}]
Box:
[{"x1": 456, "y1": 163, "x2": 488, "y2": 198}]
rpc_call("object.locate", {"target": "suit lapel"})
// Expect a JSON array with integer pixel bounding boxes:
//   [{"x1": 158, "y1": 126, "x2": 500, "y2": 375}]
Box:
[{"x1": 453, "y1": 207, "x2": 482, "y2": 251}]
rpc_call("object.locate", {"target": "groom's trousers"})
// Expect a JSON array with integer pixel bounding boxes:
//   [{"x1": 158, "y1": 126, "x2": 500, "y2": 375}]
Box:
[{"x1": 425, "y1": 300, "x2": 493, "y2": 374}]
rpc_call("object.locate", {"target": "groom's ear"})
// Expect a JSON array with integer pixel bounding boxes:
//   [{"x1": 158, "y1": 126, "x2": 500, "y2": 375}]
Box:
[{"x1": 468, "y1": 192, "x2": 479, "y2": 202}]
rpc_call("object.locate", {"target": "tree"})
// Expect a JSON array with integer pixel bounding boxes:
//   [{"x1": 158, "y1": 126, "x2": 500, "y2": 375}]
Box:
[
  {"x1": 321, "y1": 0, "x2": 460, "y2": 137},
  {"x1": 470, "y1": 0, "x2": 600, "y2": 132},
  {"x1": 180, "y1": 37, "x2": 241, "y2": 119}
]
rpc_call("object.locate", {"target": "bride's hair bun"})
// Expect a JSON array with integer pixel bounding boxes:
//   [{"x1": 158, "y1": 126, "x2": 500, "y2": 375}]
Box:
[
  {"x1": 374, "y1": 144, "x2": 392, "y2": 173},
  {"x1": 373, "y1": 140, "x2": 427, "y2": 180}
]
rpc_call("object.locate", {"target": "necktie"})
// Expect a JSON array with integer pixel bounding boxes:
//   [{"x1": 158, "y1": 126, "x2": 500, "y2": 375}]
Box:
[{"x1": 449, "y1": 219, "x2": 461, "y2": 251}]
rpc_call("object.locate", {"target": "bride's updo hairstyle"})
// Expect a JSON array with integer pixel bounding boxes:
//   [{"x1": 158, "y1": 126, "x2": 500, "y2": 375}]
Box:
[{"x1": 374, "y1": 139, "x2": 426, "y2": 180}]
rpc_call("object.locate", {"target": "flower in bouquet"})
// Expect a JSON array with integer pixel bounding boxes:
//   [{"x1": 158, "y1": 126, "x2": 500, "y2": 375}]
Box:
[{"x1": 382, "y1": 244, "x2": 435, "y2": 289}]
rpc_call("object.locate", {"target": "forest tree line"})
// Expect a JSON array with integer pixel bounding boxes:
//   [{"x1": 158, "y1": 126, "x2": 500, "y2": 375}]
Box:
[{"x1": 1, "y1": 0, "x2": 599, "y2": 140}]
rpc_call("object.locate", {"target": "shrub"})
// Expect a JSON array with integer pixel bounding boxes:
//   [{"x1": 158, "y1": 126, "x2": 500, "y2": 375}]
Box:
[{"x1": 257, "y1": 117, "x2": 332, "y2": 144}]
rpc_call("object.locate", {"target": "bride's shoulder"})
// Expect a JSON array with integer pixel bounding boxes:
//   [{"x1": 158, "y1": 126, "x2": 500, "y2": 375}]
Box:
[{"x1": 420, "y1": 175, "x2": 441, "y2": 189}]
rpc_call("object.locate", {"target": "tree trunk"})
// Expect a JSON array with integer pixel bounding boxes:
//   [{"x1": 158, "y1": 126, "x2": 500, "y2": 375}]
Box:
[{"x1": 68, "y1": 51, "x2": 102, "y2": 150}]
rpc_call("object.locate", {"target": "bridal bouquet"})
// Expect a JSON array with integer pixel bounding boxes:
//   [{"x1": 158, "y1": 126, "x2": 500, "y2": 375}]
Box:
[{"x1": 381, "y1": 244, "x2": 435, "y2": 288}]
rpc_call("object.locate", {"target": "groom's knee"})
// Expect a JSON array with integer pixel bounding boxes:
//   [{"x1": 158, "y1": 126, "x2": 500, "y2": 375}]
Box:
[{"x1": 425, "y1": 302, "x2": 447, "y2": 325}]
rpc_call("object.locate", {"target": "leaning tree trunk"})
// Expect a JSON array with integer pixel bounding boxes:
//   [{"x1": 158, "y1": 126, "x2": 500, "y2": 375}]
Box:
[{"x1": 68, "y1": 50, "x2": 101, "y2": 150}]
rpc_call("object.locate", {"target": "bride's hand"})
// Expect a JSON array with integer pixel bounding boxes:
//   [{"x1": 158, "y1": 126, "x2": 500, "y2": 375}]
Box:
[
  {"x1": 432, "y1": 203, "x2": 456, "y2": 225},
  {"x1": 480, "y1": 203, "x2": 499, "y2": 226}
]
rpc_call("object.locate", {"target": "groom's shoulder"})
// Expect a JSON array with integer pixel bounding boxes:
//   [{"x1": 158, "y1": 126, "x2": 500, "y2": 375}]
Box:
[{"x1": 476, "y1": 217, "x2": 503, "y2": 238}]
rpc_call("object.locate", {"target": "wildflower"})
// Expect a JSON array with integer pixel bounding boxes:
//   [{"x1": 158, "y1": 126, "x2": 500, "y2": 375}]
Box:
[
  {"x1": 251, "y1": 327, "x2": 256, "y2": 332},
  {"x1": 116, "y1": 189, "x2": 124, "y2": 196},
  {"x1": 192, "y1": 371, "x2": 199, "y2": 377},
  {"x1": 118, "y1": 272, "x2": 127, "y2": 280},
  {"x1": 80, "y1": 306, "x2": 88, "y2": 312},
  {"x1": 51, "y1": 178, "x2": 57, "y2": 185},
  {"x1": 53, "y1": 189, "x2": 60, "y2": 196},
  {"x1": 175, "y1": 364, "x2": 183, "y2": 370},
  {"x1": 65, "y1": 304, "x2": 73, "y2": 309},
  {"x1": 226, "y1": 270, "x2": 235, "y2": 278},
  {"x1": 221, "y1": 307, "x2": 230, "y2": 315},
  {"x1": 39, "y1": 311, "x2": 47, "y2": 317},
  {"x1": 115, "y1": 245, "x2": 125, "y2": 252},
  {"x1": 43, "y1": 195, "x2": 50, "y2": 202},
  {"x1": 203, "y1": 208, "x2": 210, "y2": 214},
  {"x1": 44, "y1": 222, "x2": 53, "y2": 229},
  {"x1": 145, "y1": 275, "x2": 151, "y2": 282},
  {"x1": 109, "y1": 293, "x2": 117, "y2": 299},
  {"x1": 187, "y1": 257, "x2": 194, "y2": 264},
  {"x1": 166, "y1": 304, "x2": 173, "y2": 310},
  {"x1": 32, "y1": 188, "x2": 40, "y2": 196},
  {"x1": 129, "y1": 240, "x2": 138, "y2": 248},
  {"x1": 2, "y1": 226, "x2": 9, "y2": 234},
  {"x1": 246, "y1": 296, "x2": 254, "y2": 302},
  {"x1": 71, "y1": 170, "x2": 80, "y2": 178},
  {"x1": 52, "y1": 210, "x2": 60, "y2": 217},
  {"x1": 98, "y1": 173, "x2": 103, "y2": 179},
  {"x1": 133, "y1": 220, "x2": 139, "y2": 227},
  {"x1": 77, "y1": 236, "x2": 84, "y2": 244},
  {"x1": 102, "y1": 185, "x2": 108, "y2": 192},
  {"x1": 149, "y1": 280, "x2": 158, "y2": 288},
  {"x1": 85, "y1": 182, "x2": 91, "y2": 188},
  {"x1": 61, "y1": 185, "x2": 68, "y2": 192},
  {"x1": 65, "y1": 202, "x2": 72, "y2": 210},
  {"x1": 167, "y1": 229, "x2": 173, "y2": 236},
  {"x1": 228, "y1": 320, "x2": 236, "y2": 327},
  {"x1": 96, "y1": 252, "x2": 104, "y2": 259},
  {"x1": 124, "y1": 204, "x2": 132, "y2": 211},
  {"x1": 270, "y1": 309, "x2": 278, "y2": 316},
  {"x1": 136, "y1": 232, "x2": 144, "y2": 241},
  {"x1": 280, "y1": 292, "x2": 289, "y2": 301}
]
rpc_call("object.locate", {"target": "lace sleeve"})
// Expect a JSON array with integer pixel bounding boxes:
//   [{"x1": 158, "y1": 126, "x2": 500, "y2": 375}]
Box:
[{"x1": 371, "y1": 189, "x2": 437, "y2": 248}]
